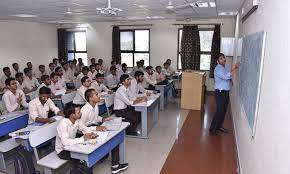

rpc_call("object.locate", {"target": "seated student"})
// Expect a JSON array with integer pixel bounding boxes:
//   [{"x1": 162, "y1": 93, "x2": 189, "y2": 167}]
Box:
[
  {"x1": 0, "y1": 67, "x2": 12, "y2": 87},
  {"x1": 155, "y1": 66, "x2": 166, "y2": 83},
  {"x1": 89, "y1": 64, "x2": 98, "y2": 80},
  {"x1": 117, "y1": 63, "x2": 129, "y2": 80},
  {"x1": 98, "y1": 58, "x2": 107, "y2": 73},
  {"x1": 26, "y1": 62, "x2": 37, "y2": 77},
  {"x1": 166, "y1": 59, "x2": 175, "y2": 74},
  {"x1": 47, "y1": 63, "x2": 55, "y2": 75},
  {"x1": 114, "y1": 74, "x2": 147, "y2": 135},
  {"x1": 15, "y1": 72, "x2": 27, "y2": 93},
  {"x1": 55, "y1": 66, "x2": 68, "y2": 87},
  {"x1": 69, "y1": 60, "x2": 78, "y2": 76},
  {"x1": 49, "y1": 73, "x2": 66, "y2": 96},
  {"x1": 28, "y1": 86, "x2": 64, "y2": 124},
  {"x1": 73, "y1": 76, "x2": 92, "y2": 106},
  {"x1": 2, "y1": 78, "x2": 28, "y2": 113},
  {"x1": 90, "y1": 58, "x2": 96, "y2": 66},
  {"x1": 106, "y1": 66, "x2": 119, "y2": 91},
  {"x1": 63, "y1": 61, "x2": 75, "y2": 82},
  {"x1": 11, "y1": 63, "x2": 21, "y2": 77},
  {"x1": 129, "y1": 71, "x2": 151, "y2": 98},
  {"x1": 130, "y1": 61, "x2": 143, "y2": 77},
  {"x1": 23, "y1": 68, "x2": 40, "y2": 93},
  {"x1": 52, "y1": 58, "x2": 60, "y2": 67},
  {"x1": 76, "y1": 58, "x2": 84, "y2": 73},
  {"x1": 91, "y1": 73, "x2": 112, "y2": 95},
  {"x1": 55, "y1": 104, "x2": 96, "y2": 161},
  {"x1": 95, "y1": 63, "x2": 104, "y2": 74},
  {"x1": 139, "y1": 59, "x2": 146, "y2": 72},
  {"x1": 76, "y1": 66, "x2": 93, "y2": 82},
  {"x1": 163, "y1": 62, "x2": 174, "y2": 77},
  {"x1": 35, "y1": 65, "x2": 48, "y2": 80},
  {"x1": 36, "y1": 75, "x2": 51, "y2": 97},
  {"x1": 143, "y1": 66, "x2": 157, "y2": 89}
]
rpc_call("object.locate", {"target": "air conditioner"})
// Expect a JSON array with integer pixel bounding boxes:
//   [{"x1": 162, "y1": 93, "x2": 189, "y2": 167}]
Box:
[{"x1": 241, "y1": 0, "x2": 258, "y2": 22}]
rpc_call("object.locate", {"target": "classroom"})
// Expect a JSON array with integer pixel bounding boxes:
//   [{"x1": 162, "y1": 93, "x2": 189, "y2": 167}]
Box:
[{"x1": 0, "y1": 0, "x2": 287, "y2": 174}]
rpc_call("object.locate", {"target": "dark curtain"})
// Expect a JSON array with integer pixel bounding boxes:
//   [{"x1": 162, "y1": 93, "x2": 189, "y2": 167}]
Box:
[
  {"x1": 57, "y1": 29, "x2": 67, "y2": 61},
  {"x1": 210, "y1": 25, "x2": 221, "y2": 78},
  {"x1": 112, "y1": 26, "x2": 121, "y2": 63},
  {"x1": 180, "y1": 25, "x2": 200, "y2": 70}
]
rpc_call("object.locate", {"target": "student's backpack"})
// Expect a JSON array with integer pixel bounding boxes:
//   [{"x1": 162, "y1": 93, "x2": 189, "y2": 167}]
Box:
[
  {"x1": 14, "y1": 146, "x2": 40, "y2": 174},
  {"x1": 70, "y1": 161, "x2": 93, "y2": 174}
]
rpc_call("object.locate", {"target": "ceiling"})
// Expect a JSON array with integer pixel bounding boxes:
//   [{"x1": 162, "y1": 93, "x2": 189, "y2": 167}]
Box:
[{"x1": 0, "y1": 0, "x2": 244, "y2": 23}]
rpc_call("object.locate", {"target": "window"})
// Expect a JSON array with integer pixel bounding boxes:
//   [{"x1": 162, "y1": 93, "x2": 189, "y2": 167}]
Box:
[
  {"x1": 177, "y1": 29, "x2": 214, "y2": 70},
  {"x1": 67, "y1": 31, "x2": 88, "y2": 65},
  {"x1": 120, "y1": 29, "x2": 150, "y2": 67}
]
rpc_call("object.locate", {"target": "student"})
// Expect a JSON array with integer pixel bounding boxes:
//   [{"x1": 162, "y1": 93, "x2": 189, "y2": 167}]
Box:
[
  {"x1": 49, "y1": 73, "x2": 66, "y2": 95},
  {"x1": 63, "y1": 62, "x2": 75, "y2": 82},
  {"x1": 90, "y1": 64, "x2": 97, "y2": 80},
  {"x1": 155, "y1": 66, "x2": 166, "y2": 83},
  {"x1": 91, "y1": 73, "x2": 112, "y2": 94},
  {"x1": 69, "y1": 60, "x2": 78, "y2": 76},
  {"x1": 23, "y1": 68, "x2": 40, "y2": 92},
  {"x1": 11, "y1": 63, "x2": 21, "y2": 77},
  {"x1": 76, "y1": 58, "x2": 84, "y2": 73},
  {"x1": 2, "y1": 78, "x2": 28, "y2": 113},
  {"x1": 55, "y1": 104, "x2": 96, "y2": 161},
  {"x1": 76, "y1": 66, "x2": 92, "y2": 82},
  {"x1": 47, "y1": 63, "x2": 55, "y2": 75},
  {"x1": 28, "y1": 86, "x2": 64, "y2": 124},
  {"x1": 209, "y1": 53, "x2": 240, "y2": 134},
  {"x1": 90, "y1": 58, "x2": 96, "y2": 65},
  {"x1": 78, "y1": 90, "x2": 129, "y2": 173},
  {"x1": 95, "y1": 63, "x2": 104, "y2": 74},
  {"x1": 0, "y1": 67, "x2": 12, "y2": 87},
  {"x1": 35, "y1": 65, "x2": 48, "y2": 80},
  {"x1": 165, "y1": 59, "x2": 175, "y2": 74},
  {"x1": 115, "y1": 60, "x2": 122, "y2": 71},
  {"x1": 114, "y1": 74, "x2": 146, "y2": 135},
  {"x1": 129, "y1": 71, "x2": 150, "y2": 98},
  {"x1": 73, "y1": 76, "x2": 92, "y2": 106},
  {"x1": 15, "y1": 72, "x2": 26, "y2": 92},
  {"x1": 98, "y1": 58, "x2": 107, "y2": 73},
  {"x1": 106, "y1": 66, "x2": 119, "y2": 91},
  {"x1": 117, "y1": 63, "x2": 129, "y2": 80},
  {"x1": 53, "y1": 58, "x2": 60, "y2": 67},
  {"x1": 163, "y1": 62, "x2": 174, "y2": 77},
  {"x1": 130, "y1": 61, "x2": 143, "y2": 77},
  {"x1": 139, "y1": 59, "x2": 146, "y2": 71},
  {"x1": 143, "y1": 66, "x2": 157, "y2": 89},
  {"x1": 26, "y1": 62, "x2": 37, "y2": 77},
  {"x1": 55, "y1": 66, "x2": 68, "y2": 86},
  {"x1": 36, "y1": 75, "x2": 51, "y2": 97}
]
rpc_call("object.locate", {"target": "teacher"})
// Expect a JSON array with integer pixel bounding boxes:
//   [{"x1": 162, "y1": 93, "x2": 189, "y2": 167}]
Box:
[{"x1": 209, "y1": 53, "x2": 240, "y2": 135}]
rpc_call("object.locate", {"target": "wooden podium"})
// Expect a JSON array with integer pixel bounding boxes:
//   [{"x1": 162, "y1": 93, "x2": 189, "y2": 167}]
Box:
[{"x1": 181, "y1": 71, "x2": 206, "y2": 110}]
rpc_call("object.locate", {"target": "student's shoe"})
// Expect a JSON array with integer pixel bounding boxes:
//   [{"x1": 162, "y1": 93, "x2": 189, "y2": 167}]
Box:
[
  {"x1": 218, "y1": 127, "x2": 229, "y2": 134},
  {"x1": 111, "y1": 163, "x2": 129, "y2": 174}
]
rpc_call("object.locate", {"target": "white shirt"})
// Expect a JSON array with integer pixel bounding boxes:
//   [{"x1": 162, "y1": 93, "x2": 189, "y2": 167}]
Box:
[
  {"x1": 23, "y1": 76, "x2": 40, "y2": 91},
  {"x1": 36, "y1": 83, "x2": 47, "y2": 97},
  {"x1": 11, "y1": 70, "x2": 21, "y2": 78},
  {"x1": 162, "y1": 68, "x2": 174, "y2": 76},
  {"x1": 80, "y1": 103, "x2": 103, "y2": 127},
  {"x1": 114, "y1": 85, "x2": 135, "y2": 110},
  {"x1": 28, "y1": 98, "x2": 60, "y2": 124},
  {"x1": 16, "y1": 81, "x2": 26, "y2": 91},
  {"x1": 106, "y1": 74, "x2": 119, "y2": 89},
  {"x1": 73, "y1": 85, "x2": 89, "y2": 105},
  {"x1": 91, "y1": 81, "x2": 110, "y2": 94},
  {"x1": 2, "y1": 89, "x2": 28, "y2": 113},
  {"x1": 0, "y1": 75, "x2": 9, "y2": 87},
  {"x1": 143, "y1": 72, "x2": 157, "y2": 88},
  {"x1": 156, "y1": 72, "x2": 166, "y2": 82},
  {"x1": 63, "y1": 69, "x2": 75, "y2": 82},
  {"x1": 129, "y1": 78, "x2": 147, "y2": 98},
  {"x1": 34, "y1": 70, "x2": 48, "y2": 79},
  {"x1": 49, "y1": 81, "x2": 66, "y2": 95},
  {"x1": 47, "y1": 69, "x2": 54, "y2": 76},
  {"x1": 55, "y1": 118, "x2": 91, "y2": 154}
]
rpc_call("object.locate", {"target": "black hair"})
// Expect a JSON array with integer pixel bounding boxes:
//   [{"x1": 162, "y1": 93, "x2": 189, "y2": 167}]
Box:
[
  {"x1": 64, "y1": 104, "x2": 79, "y2": 118},
  {"x1": 216, "y1": 53, "x2": 225, "y2": 61},
  {"x1": 81, "y1": 76, "x2": 90, "y2": 85},
  {"x1": 91, "y1": 58, "x2": 96, "y2": 61},
  {"x1": 122, "y1": 63, "x2": 127, "y2": 68},
  {"x1": 49, "y1": 63, "x2": 54, "y2": 67},
  {"x1": 53, "y1": 58, "x2": 58, "y2": 62},
  {"x1": 23, "y1": 68, "x2": 31, "y2": 74},
  {"x1": 39, "y1": 65, "x2": 45, "y2": 69},
  {"x1": 3, "y1": 67, "x2": 10, "y2": 73},
  {"x1": 155, "y1": 66, "x2": 162, "y2": 70},
  {"x1": 111, "y1": 60, "x2": 116, "y2": 65},
  {"x1": 50, "y1": 72, "x2": 59, "y2": 79},
  {"x1": 41, "y1": 75, "x2": 50, "y2": 82},
  {"x1": 163, "y1": 62, "x2": 170, "y2": 66},
  {"x1": 55, "y1": 66, "x2": 62, "y2": 72},
  {"x1": 15, "y1": 72, "x2": 23, "y2": 79},
  {"x1": 39, "y1": 86, "x2": 51, "y2": 95},
  {"x1": 82, "y1": 66, "x2": 89, "y2": 72},
  {"x1": 134, "y1": 71, "x2": 144, "y2": 78},
  {"x1": 95, "y1": 73, "x2": 104, "y2": 79},
  {"x1": 166, "y1": 59, "x2": 172, "y2": 62},
  {"x1": 146, "y1": 66, "x2": 153, "y2": 71},
  {"x1": 98, "y1": 59, "x2": 103, "y2": 62},
  {"x1": 26, "y1": 62, "x2": 32, "y2": 66},
  {"x1": 84, "y1": 88, "x2": 96, "y2": 102},
  {"x1": 110, "y1": 66, "x2": 117, "y2": 71},
  {"x1": 120, "y1": 74, "x2": 129, "y2": 84},
  {"x1": 12, "y1": 63, "x2": 18, "y2": 67},
  {"x1": 5, "y1": 77, "x2": 15, "y2": 86},
  {"x1": 89, "y1": 64, "x2": 95, "y2": 69}
]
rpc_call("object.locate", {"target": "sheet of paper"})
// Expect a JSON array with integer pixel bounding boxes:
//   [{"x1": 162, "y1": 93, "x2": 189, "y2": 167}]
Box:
[{"x1": 54, "y1": 89, "x2": 66, "y2": 96}]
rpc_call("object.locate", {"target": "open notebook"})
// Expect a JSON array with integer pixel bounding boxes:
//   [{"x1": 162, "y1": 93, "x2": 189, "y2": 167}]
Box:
[{"x1": 102, "y1": 117, "x2": 122, "y2": 131}]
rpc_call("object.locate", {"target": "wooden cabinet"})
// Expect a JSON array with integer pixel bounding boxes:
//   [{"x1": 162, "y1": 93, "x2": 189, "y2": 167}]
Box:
[{"x1": 181, "y1": 71, "x2": 206, "y2": 110}]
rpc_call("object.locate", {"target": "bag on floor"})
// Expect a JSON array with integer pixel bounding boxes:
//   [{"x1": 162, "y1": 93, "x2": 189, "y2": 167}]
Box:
[
  {"x1": 70, "y1": 161, "x2": 93, "y2": 174},
  {"x1": 14, "y1": 146, "x2": 40, "y2": 174}
]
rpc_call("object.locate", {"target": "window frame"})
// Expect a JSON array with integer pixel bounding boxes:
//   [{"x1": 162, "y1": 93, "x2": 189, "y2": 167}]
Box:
[
  {"x1": 120, "y1": 29, "x2": 150, "y2": 68},
  {"x1": 67, "y1": 31, "x2": 87, "y2": 61},
  {"x1": 177, "y1": 28, "x2": 214, "y2": 71}
]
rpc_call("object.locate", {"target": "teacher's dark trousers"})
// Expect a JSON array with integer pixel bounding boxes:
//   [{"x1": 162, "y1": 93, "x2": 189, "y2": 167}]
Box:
[{"x1": 210, "y1": 90, "x2": 230, "y2": 131}]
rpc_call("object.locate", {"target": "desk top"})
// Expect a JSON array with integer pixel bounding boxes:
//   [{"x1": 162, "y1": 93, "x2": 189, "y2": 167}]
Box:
[
  {"x1": 0, "y1": 110, "x2": 28, "y2": 124},
  {"x1": 131, "y1": 93, "x2": 160, "y2": 107},
  {"x1": 64, "y1": 122, "x2": 129, "y2": 155}
]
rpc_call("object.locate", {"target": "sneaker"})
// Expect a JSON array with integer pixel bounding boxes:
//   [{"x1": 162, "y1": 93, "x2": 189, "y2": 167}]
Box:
[{"x1": 111, "y1": 163, "x2": 129, "y2": 174}]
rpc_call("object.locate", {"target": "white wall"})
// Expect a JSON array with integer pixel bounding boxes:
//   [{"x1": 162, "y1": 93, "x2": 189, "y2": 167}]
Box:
[
  {"x1": 0, "y1": 21, "x2": 58, "y2": 72},
  {"x1": 84, "y1": 18, "x2": 235, "y2": 91},
  {"x1": 231, "y1": 0, "x2": 290, "y2": 174}
]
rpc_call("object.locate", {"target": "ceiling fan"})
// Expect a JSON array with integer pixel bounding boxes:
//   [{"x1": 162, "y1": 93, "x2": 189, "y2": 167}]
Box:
[{"x1": 96, "y1": 0, "x2": 122, "y2": 15}]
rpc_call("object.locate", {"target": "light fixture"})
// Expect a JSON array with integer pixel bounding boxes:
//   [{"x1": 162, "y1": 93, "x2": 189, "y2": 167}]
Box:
[
  {"x1": 218, "y1": 11, "x2": 236, "y2": 16},
  {"x1": 209, "y1": 2, "x2": 216, "y2": 7},
  {"x1": 195, "y1": 2, "x2": 209, "y2": 7},
  {"x1": 96, "y1": 0, "x2": 122, "y2": 15},
  {"x1": 66, "y1": 8, "x2": 72, "y2": 14},
  {"x1": 12, "y1": 14, "x2": 37, "y2": 18}
]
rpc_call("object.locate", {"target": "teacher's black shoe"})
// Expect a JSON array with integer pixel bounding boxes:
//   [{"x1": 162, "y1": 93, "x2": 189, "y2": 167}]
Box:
[
  {"x1": 209, "y1": 129, "x2": 218, "y2": 135},
  {"x1": 111, "y1": 163, "x2": 129, "y2": 174},
  {"x1": 218, "y1": 127, "x2": 229, "y2": 134}
]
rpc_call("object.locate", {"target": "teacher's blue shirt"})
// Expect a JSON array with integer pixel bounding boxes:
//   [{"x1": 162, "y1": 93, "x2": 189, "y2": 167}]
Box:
[{"x1": 214, "y1": 64, "x2": 232, "y2": 91}]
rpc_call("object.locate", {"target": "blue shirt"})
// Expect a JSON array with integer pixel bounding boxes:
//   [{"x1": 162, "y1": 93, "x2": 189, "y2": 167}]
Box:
[{"x1": 214, "y1": 64, "x2": 232, "y2": 91}]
